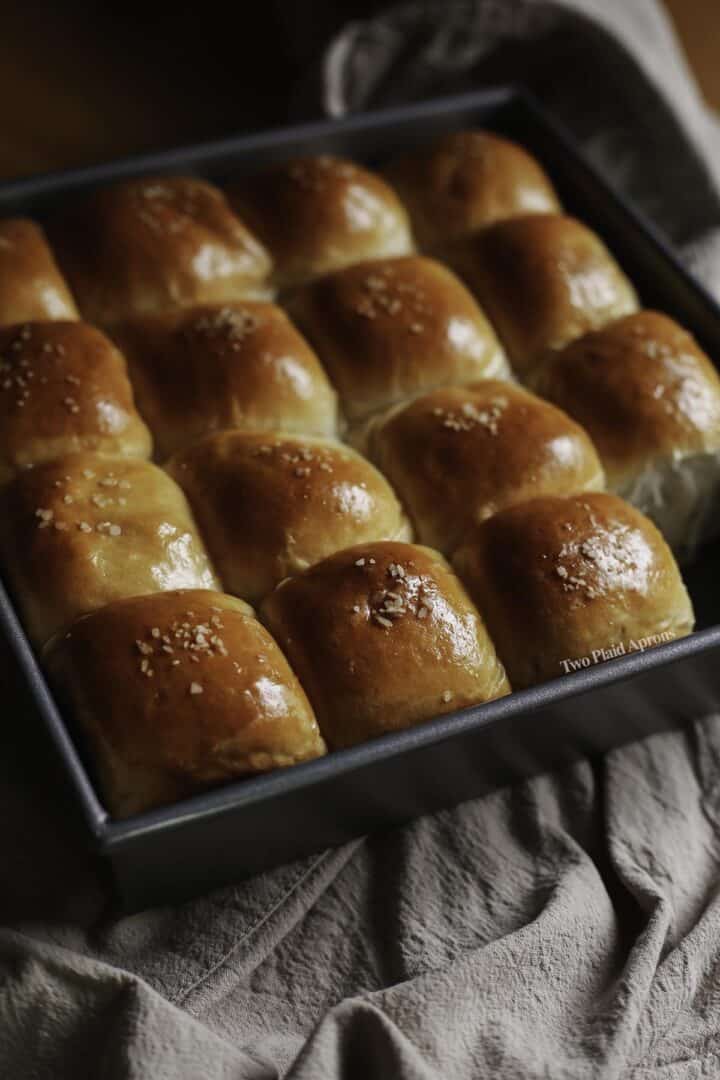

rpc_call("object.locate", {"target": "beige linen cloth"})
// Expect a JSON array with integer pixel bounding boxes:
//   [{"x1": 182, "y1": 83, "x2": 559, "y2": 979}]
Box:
[{"x1": 3, "y1": 2, "x2": 720, "y2": 1076}]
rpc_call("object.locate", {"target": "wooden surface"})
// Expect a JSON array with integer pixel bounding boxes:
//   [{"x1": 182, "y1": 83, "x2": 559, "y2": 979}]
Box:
[
  {"x1": 664, "y1": 0, "x2": 720, "y2": 111},
  {"x1": 0, "y1": 5, "x2": 297, "y2": 180},
  {"x1": 0, "y1": 2, "x2": 717, "y2": 179}
]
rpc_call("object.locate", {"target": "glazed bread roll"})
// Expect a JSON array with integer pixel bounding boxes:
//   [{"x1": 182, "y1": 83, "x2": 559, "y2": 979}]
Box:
[
  {"x1": 112, "y1": 302, "x2": 339, "y2": 458},
  {"x1": 48, "y1": 177, "x2": 272, "y2": 325},
  {"x1": 288, "y1": 255, "x2": 509, "y2": 422},
  {"x1": 529, "y1": 311, "x2": 720, "y2": 554},
  {"x1": 167, "y1": 431, "x2": 412, "y2": 602},
  {"x1": 260, "y1": 541, "x2": 510, "y2": 749},
  {"x1": 0, "y1": 453, "x2": 219, "y2": 646},
  {"x1": 449, "y1": 214, "x2": 638, "y2": 375},
  {"x1": 0, "y1": 321, "x2": 151, "y2": 485},
  {"x1": 44, "y1": 590, "x2": 326, "y2": 818},
  {"x1": 225, "y1": 155, "x2": 413, "y2": 290},
  {"x1": 385, "y1": 130, "x2": 561, "y2": 250},
  {"x1": 0, "y1": 218, "x2": 78, "y2": 326},
  {"x1": 453, "y1": 492, "x2": 694, "y2": 689},
  {"x1": 363, "y1": 380, "x2": 604, "y2": 554}
]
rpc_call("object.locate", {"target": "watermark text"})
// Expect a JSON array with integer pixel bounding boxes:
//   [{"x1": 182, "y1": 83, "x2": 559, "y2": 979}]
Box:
[{"x1": 559, "y1": 631, "x2": 674, "y2": 674}]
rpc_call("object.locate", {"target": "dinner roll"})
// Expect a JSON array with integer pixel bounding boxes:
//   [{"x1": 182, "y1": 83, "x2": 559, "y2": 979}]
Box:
[
  {"x1": 363, "y1": 380, "x2": 604, "y2": 554},
  {"x1": 112, "y1": 302, "x2": 339, "y2": 458},
  {"x1": 48, "y1": 176, "x2": 272, "y2": 325},
  {"x1": 44, "y1": 590, "x2": 326, "y2": 818},
  {"x1": 0, "y1": 218, "x2": 78, "y2": 326},
  {"x1": 0, "y1": 453, "x2": 219, "y2": 646},
  {"x1": 288, "y1": 255, "x2": 509, "y2": 422},
  {"x1": 260, "y1": 541, "x2": 510, "y2": 749},
  {"x1": 453, "y1": 492, "x2": 694, "y2": 689},
  {"x1": 385, "y1": 130, "x2": 561, "y2": 250},
  {"x1": 0, "y1": 321, "x2": 151, "y2": 485},
  {"x1": 167, "y1": 431, "x2": 411, "y2": 602},
  {"x1": 529, "y1": 311, "x2": 720, "y2": 554},
  {"x1": 448, "y1": 214, "x2": 638, "y2": 375},
  {"x1": 225, "y1": 155, "x2": 413, "y2": 290}
]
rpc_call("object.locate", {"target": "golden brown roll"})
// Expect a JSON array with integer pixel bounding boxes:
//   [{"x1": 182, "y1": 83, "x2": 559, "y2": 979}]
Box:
[
  {"x1": 112, "y1": 302, "x2": 339, "y2": 458},
  {"x1": 363, "y1": 380, "x2": 605, "y2": 554},
  {"x1": 0, "y1": 321, "x2": 152, "y2": 485},
  {"x1": 0, "y1": 453, "x2": 219, "y2": 646},
  {"x1": 44, "y1": 590, "x2": 326, "y2": 818},
  {"x1": 167, "y1": 431, "x2": 412, "y2": 602},
  {"x1": 48, "y1": 176, "x2": 272, "y2": 325},
  {"x1": 225, "y1": 155, "x2": 413, "y2": 290},
  {"x1": 448, "y1": 213, "x2": 639, "y2": 375},
  {"x1": 288, "y1": 254, "x2": 509, "y2": 422},
  {"x1": 260, "y1": 541, "x2": 510, "y2": 749},
  {"x1": 529, "y1": 311, "x2": 720, "y2": 554},
  {"x1": 385, "y1": 130, "x2": 561, "y2": 250},
  {"x1": 453, "y1": 492, "x2": 694, "y2": 689},
  {"x1": 0, "y1": 218, "x2": 78, "y2": 326}
]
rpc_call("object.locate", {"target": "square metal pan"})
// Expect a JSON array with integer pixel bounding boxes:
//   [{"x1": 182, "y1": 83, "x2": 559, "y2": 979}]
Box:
[{"x1": 2, "y1": 85, "x2": 720, "y2": 912}]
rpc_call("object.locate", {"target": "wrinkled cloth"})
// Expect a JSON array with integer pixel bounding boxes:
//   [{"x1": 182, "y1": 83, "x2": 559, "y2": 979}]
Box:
[{"x1": 4, "y1": 2, "x2": 720, "y2": 1077}]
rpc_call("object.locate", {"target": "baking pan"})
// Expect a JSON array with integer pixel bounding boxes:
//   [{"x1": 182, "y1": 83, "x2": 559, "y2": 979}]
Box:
[{"x1": 3, "y1": 85, "x2": 720, "y2": 912}]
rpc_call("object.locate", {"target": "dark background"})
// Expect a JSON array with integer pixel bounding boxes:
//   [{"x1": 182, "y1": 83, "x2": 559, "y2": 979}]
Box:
[{"x1": 0, "y1": 0, "x2": 716, "y2": 180}]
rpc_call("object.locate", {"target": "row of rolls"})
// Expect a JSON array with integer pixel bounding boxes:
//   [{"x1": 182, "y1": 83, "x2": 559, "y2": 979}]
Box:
[{"x1": 0, "y1": 130, "x2": 714, "y2": 818}]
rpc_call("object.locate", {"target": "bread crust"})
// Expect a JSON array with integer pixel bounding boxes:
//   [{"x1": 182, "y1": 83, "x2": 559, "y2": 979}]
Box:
[
  {"x1": 0, "y1": 453, "x2": 219, "y2": 646},
  {"x1": 289, "y1": 254, "x2": 509, "y2": 421},
  {"x1": 0, "y1": 218, "x2": 78, "y2": 326},
  {"x1": 365, "y1": 380, "x2": 605, "y2": 553},
  {"x1": 44, "y1": 589, "x2": 326, "y2": 818},
  {"x1": 167, "y1": 431, "x2": 412, "y2": 602},
  {"x1": 447, "y1": 213, "x2": 638, "y2": 374},
  {"x1": 226, "y1": 155, "x2": 413, "y2": 290},
  {"x1": 453, "y1": 492, "x2": 694, "y2": 688},
  {"x1": 0, "y1": 321, "x2": 151, "y2": 484},
  {"x1": 385, "y1": 130, "x2": 561, "y2": 249},
  {"x1": 261, "y1": 541, "x2": 510, "y2": 748},
  {"x1": 112, "y1": 301, "x2": 339, "y2": 457},
  {"x1": 48, "y1": 177, "x2": 272, "y2": 324}
]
